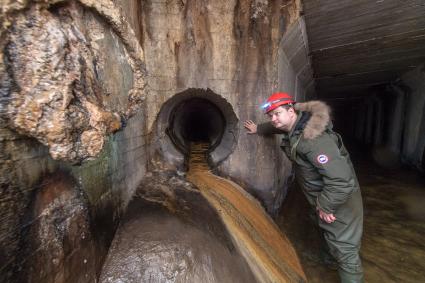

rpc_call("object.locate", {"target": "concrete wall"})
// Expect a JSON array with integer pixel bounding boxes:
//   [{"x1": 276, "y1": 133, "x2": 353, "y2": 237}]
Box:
[
  {"x1": 141, "y1": 0, "x2": 314, "y2": 214},
  {"x1": 351, "y1": 64, "x2": 425, "y2": 172},
  {"x1": 399, "y1": 64, "x2": 425, "y2": 170}
]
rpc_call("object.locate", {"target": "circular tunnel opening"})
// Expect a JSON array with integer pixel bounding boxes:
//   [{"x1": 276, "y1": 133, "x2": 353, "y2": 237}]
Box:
[
  {"x1": 154, "y1": 88, "x2": 239, "y2": 171},
  {"x1": 168, "y1": 98, "x2": 225, "y2": 153}
]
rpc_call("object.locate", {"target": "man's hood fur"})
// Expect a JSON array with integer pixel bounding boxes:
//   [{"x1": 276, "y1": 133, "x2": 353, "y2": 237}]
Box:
[{"x1": 294, "y1": 101, "x2": 331, "y2": 140}]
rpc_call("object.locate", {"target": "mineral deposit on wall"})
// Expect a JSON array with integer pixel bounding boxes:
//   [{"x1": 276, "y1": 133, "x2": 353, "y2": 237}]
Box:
[{"x1": 0, "y1": 0, "x2": 146, "y2": 163}]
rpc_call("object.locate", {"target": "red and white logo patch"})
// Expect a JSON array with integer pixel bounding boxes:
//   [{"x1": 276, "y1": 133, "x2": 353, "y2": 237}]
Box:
[{"x1": 317, "y1": 154, "x2": 329, "y2": 164}]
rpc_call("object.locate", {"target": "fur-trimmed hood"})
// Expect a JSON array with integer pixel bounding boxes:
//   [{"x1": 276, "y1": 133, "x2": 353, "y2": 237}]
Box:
[{"x1": 294, "y1": 101, "x2": 331, "y2": 140}]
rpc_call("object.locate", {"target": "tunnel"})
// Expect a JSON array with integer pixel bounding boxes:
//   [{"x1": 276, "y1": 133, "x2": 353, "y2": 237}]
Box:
[
  {"x1": 1, "y1": 1, "x2": 425, "y2": 283},
  {"x1": 152, "y1": 88, "x2": 239, "y2": 171},
  {"x1": 168, "y1": 98, "x2": 225, "y2": 153}
]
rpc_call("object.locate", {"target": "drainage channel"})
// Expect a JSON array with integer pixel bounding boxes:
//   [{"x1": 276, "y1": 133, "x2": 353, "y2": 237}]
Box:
[{"x1": 187, "y1": 142, "x2": 306, "y2": 282}]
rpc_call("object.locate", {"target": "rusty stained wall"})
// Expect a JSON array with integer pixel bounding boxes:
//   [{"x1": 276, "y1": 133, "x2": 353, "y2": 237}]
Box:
[
  {"x1": 141, "y1": 0, "x2": 314, "y2": 214},
  {"x1": 0, "y1": 0, "x2": 147, "y2": 282}
]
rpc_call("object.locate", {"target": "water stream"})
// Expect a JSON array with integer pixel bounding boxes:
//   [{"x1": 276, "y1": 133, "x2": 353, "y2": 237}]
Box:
[{"x1": 187, "y1": 142, "x2": 306, "y2": 283}]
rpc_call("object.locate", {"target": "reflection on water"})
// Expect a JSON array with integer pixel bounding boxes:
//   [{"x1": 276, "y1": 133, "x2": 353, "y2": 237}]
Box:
[{"x1": 187, "y1": 142, "x2": 306, "y2": 283}]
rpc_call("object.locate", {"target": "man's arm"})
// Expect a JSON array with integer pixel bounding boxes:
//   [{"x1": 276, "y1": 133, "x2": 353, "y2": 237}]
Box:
[
  {"x1": 244, "y1": 120, "x2": 285, "y2": 135},
  {"x1": 302, "y1": 133, "x2": 357, "y2": 217}
]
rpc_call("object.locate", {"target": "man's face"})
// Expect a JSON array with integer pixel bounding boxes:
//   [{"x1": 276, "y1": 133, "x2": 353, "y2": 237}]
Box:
[{"x1": 267, "y1": 106, "x2": 295, "y2": 131}]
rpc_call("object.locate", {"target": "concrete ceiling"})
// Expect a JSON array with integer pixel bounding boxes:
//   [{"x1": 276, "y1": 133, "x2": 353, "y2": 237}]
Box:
[{"x1": 302, "y1": 0, "x2": 425, "y2": 100}]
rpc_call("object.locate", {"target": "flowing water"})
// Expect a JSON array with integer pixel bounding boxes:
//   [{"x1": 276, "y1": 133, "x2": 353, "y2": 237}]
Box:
[{"x1": 187, "y1": 142, "x2": 306, "y2": 283}]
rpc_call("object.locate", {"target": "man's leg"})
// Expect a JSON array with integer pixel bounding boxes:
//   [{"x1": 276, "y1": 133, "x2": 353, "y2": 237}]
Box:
[
  {"x1": 319, "y1": 211, "x2": 363, "y2": 282},
  {"x1": 315, "y1": 187, "x2": 364, "y2": 282},
  {"x1": 306, "y1": 200, "x2": 339, "y2": 269},
  {"x1": 338, "y1": 268, "x2": 364, "y2": 283},
  {"x1": 322, "y1": 227, "x2": 363, "y2": 282},
  {"x1": 318, "y1": 231, "x2": 338, "y2": 270}
]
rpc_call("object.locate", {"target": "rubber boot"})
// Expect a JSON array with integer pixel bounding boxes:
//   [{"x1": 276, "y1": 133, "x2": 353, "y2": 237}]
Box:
[{"x1": 338, "y1": 268, "x2": 364, "y2": 283}]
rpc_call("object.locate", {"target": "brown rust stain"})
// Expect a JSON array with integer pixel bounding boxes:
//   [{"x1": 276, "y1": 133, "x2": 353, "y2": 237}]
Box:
[{"x1": 187, "y1": 142, "x2": 306, "y2": 283}]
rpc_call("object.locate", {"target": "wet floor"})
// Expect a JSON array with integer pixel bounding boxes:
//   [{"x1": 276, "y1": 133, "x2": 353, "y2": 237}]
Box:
[
  {"x1": 187, "y1": 143, "x2": 306, "y2": 282},
  {"x1": 278, "y1": 146, "x2": 425, "y2": 282}
]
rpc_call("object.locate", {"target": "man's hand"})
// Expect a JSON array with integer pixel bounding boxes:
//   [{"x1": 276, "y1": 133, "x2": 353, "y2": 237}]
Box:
[
  {"x1": 317, "y1": 208, "x2": 336, "y2": 224},
  {"x1": 244, "y1": 120, "x2": 258, "y2": 134}
]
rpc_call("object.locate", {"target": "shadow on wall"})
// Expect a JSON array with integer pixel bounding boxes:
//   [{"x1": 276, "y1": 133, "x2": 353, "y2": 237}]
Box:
[{"x1": 149, "y1": 88, "x2": 239, "y2": 172}]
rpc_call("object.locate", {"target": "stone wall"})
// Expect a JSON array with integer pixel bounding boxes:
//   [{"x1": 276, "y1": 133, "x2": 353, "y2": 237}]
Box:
[{"x1": 0, "y1": 1, "x2": 147, "y2": 281}]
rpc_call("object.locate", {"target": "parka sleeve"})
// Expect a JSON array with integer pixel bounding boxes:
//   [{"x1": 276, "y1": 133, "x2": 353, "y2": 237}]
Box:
[
  {"x1": 257, "y1": 122, "x2": 286, "y2": 135},
  {"x1": 302, "y1": 133, "x2": 357, "y2": 214}
]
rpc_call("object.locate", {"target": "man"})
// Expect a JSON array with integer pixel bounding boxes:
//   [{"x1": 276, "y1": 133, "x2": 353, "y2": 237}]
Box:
[{"x1": 244, "y1": 92, "x2": 364, "y2": 283}]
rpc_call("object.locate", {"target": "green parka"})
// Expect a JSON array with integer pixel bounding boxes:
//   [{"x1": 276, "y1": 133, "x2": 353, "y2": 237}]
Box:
[{"x1": 257, "y1": 101, "x2": 363, "y2": 275}]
